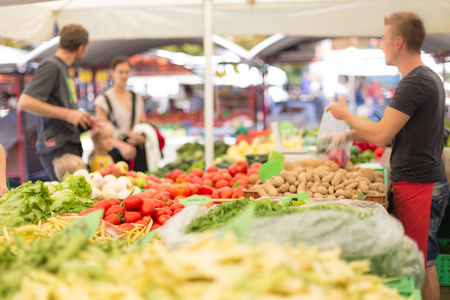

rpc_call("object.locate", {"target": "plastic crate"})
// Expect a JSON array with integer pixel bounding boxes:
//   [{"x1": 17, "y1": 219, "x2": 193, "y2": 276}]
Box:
[
  {"x1": 385, "y1": 277, "x2": 421, "y2": 299},
  {"x1": 437, "y1": 254, "x2": 450, "y2": 286}
]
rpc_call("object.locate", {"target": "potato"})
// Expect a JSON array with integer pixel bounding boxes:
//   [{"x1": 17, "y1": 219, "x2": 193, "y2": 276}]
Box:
[
  {"x1": 328, "y1": 186, "x2": 335, "y2": 195},
  {"x1": 334, "y1": 183, "x2": 345, "y2": 190},
  {"x1": 301, "y1": 158, "x2": 324, "y2": 168},
  {"x1": 360, "y1": 168, "x2": 375, "y2": 182},
  {"x1": 325, "y1": 160, "x2": 340, "y2": 172},
  {"x1": 314, "y1": 166, "x2": 332, "y2": 175},
  {"x1": 297, "y1": 182, "x2": 306, "y2": 193},
  {"x1": 322, "y1": 182, "x2": 330, "y2": 188},
  {"x1": 375, "y1": 177, "x2": 384, "y2": 183},
  {"x1": 305, "y1": 172, "x2": 313, "y2": 182},
  {"x1": 345, "y1": 182, "x2": 358, "y2": 191},
  {"x1": 313, "y1": 182, "x2": 320, "y2": 188},
  {"x1": 378, "y1": 185, "x2": 386, "y2": 194},
  {"x1": 280, "y1": 170, "x2": 297, "y2": 184},
  {"x1": 294, "y1": 181, "x2": 300, "y2": 186},
  {"x1": 272, "y1": 176, "x2": 285, "y2": 188},
  {"x1": 358, "y1": 181, "x2": 369, "y2": 194},
  {"x1": 306, "y1": 182, "x2": 314, "y2": 189},
  {"x1": 277, "y1": 182, "x2": 290, "y2": 193},
  {"x1": 265, "y1": 185, "x2": 278, "y2": 196},
  {"x1": 334, "y1": 189, "x2": 345, "y2": 197},
  {"x1": 313, "y1": 175, "x2": 321, "y2": 184},
  {"x1": 337, "y1": 169, "x2": 348, "y2": 176},
  {"x1": 331, "y1": 173, "x2": 343, "y2": 186},
  {"x1": 346, "y1": 171, "x2": 363, "y2": 179},
  {"x1": 338, "y1": 195, "x2": 345, "y2": 199},
  {"x1": 344, "y1": 161, "x2": 355, "y2": 171},
  {"x1": 317, "y1": 186, "x2": 328, "y2": 195},
  {"x1": 283, "y1": 192, "x2": 293, "y2": 197},
  {"x1": 257, "y1": 189, "x2": 267, "y2": 197},
  {"x1": 314, "y1": 193, "x2": 324, "y2": 198},
  {"x1": 327, "y1": 195, "x2": 336, "y2": 199},
  {"x1": 343, "y1": 179, "x2": 350, "y2": 186},
  {"x1": 367, "y1": 190, "x2": 381, "y2": 195},
  {"x1": 306, "y1": 191, "x2": 313, "y2": 198},
  {"x1": 322, "y1": 172, "x2": 335, "y2": 183},
  {"x1": 369, "y1": 183, "x2": 380, "y2": 191},
  {"x1": 289, "y1": 185, "x2": 297, "y2": 193},
  {"x1": 374, "y1": 171, "x2": 384, "y2": 177},
  {"x1": 318, "y1": 171, "x2": 330, "y2": 179},
  {"x1": 298, "y1": 172, "x2": 307, "y2": 183}
]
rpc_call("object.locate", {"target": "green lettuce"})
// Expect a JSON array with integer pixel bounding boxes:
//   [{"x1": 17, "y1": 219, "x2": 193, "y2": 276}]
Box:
[
  {"x1": 52, "y1": 175, "x2": 92, "y2": 199},
  {"x1": 0, "y1": 181, "x2": 53, "y2": 228},
  {"x1": 50, "y1": 190, "x2": 94, "y2": 215}
]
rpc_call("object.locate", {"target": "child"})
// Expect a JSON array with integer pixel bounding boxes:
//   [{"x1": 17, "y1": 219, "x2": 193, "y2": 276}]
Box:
[
  {"x1": 89, "y1": 121, "x2": 115, "y2": 172},
  {"x1": 0, "y1": 144, "x2": 9, "y2": 197},
  {"x1": 52, "y1": 153, "x2": 87, "y2": 182}
]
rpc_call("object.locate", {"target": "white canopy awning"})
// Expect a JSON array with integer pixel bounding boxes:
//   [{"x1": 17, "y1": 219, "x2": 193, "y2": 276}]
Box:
[{"x1": 1, "y1": 0, "x2": 450, "y2": 42}]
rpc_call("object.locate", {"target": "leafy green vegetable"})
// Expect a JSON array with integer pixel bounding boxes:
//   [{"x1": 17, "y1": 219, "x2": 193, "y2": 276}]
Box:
[
  {"x1": 52, "y1": 175, "x2": 92, "y2": 199},
  {"x1": 0, "y1": 179, "x2": 94, "y2": 229},
  {"x1": 50, "y1": 190, "x2": 94, "y2": 215},
  {"x1": 185, "y1": 198, "x2": 304, "y2": 233},
  {"x1": 0, "y1": 181, "x2": 53, "y2": 228}
]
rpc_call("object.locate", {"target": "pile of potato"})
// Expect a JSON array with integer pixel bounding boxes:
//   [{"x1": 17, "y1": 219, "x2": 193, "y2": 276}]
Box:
[{"x1": 252, "y1": 158, "x2": 386, "y2": 199}]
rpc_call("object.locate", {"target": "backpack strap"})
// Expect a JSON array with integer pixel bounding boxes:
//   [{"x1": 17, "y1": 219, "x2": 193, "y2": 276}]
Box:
[
  {"x1": 103, "y1": 91, "x2": 136, "y2": 130},
  {"x1": 130, "y1": 91, "x2": 136, "y2": 129},
  {"x1": 103, "y1": 93, "x2": 119, "y2": 128}
]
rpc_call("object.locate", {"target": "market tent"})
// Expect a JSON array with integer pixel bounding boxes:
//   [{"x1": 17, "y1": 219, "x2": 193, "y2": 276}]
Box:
[
  {"x1": 19, "y1": 35, "x2": 250, "y2": 68},
  {"x1": 1, "y1": 0, "x2": 450, "y2": 42}
]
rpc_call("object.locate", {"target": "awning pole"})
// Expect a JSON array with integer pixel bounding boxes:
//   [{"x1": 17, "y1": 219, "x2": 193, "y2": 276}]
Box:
[{"x1": 203, "y1": 0, "x2": 214, "y2": 169}]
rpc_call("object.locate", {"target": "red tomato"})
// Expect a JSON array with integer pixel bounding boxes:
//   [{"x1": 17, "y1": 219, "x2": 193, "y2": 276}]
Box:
[
  {"x1": 107, "y1": 198, "x2": 121, "y2": 206},
  {"x1": 199, "y1": 185, "x2": 214, "y2": 194},
  {"x1": 215, "y1": 180, "x2": 229, "y2": 189},
  {"x1": 163, "y1": 208, "x2": 173, "y2": 216},
  {"x1": 119, "y1": 223, "x2": 136, "y2": 231},
  {"x1": 78, "y1": 208, "x2": 99, "y2": 216},
  {"x1": 104, "y1": 214, "x2": 121, "y2": 225},
  {"x1": 207, "y1": 166, "x2": 219, "y2": 173},
  {"x1": 165, "y1": 199, "x2": 174, "y2": 207},
  {"x1": 151, "y1": 199, "x2": 165, "y2": 208},
  {"x1": 135, "y1": 219, "x2": 150, "y2": 226},
  {"x1": 153, "y1": 208, "x2": 167, "y2": 219},
  {"x1": 157, "y1": 214, "x2": 170, "y2": 225},
  {"x1": 105, "y1": 205, "x2": 125, "y2": 218},
  {"x1": 173, "y1": 208, "x2": 183, "y2": 214},
  {"x1": 124, "y1": 211, "x2": 142, "y2": 223},
  {"x1": 170, "y1": 203, "x2": 185, "y2": 212},
  {"x1": 123, "y1": 195, "x2": 143, "y2": 211},
  {"x1": 93, "y1": 199, "x2": 112, "y2": 211},
  {"x1": 151, "y1": 223, "x2": 161, "y2": 231},
  {"x1": 140, "y1": 199, "x2": 155, "y2": 217}
]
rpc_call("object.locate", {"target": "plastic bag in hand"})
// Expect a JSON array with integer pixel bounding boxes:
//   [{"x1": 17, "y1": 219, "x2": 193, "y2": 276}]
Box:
[{"x1": 316, "y1": 111, "x2": 352, "y2": 166}]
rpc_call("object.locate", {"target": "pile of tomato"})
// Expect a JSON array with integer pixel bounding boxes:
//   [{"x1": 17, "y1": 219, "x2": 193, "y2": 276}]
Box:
[{"x1": 79, "y1": 195, "x2": 185, "y2": 231}]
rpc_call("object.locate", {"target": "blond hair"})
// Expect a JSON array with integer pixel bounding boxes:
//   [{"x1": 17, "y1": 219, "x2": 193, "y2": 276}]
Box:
[
  {"x1": 91, "y1": 121, "x2": 115, "y2": 140},
  {"x1": 384, "y1": 11, "x2": 425, "y2": 54},
  {"x1": 52, "y1": 153, "x2": 86, "y2": 181}
]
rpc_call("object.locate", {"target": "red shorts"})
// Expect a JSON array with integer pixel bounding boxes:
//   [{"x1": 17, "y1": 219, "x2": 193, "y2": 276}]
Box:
[{"x1": 391, "y1": 181, "x2": 433, "y2": 266}]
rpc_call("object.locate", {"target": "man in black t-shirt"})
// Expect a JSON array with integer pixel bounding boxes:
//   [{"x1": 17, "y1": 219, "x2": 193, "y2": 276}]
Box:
[
  {"x1": 327, "y1": 12, "x2": 447, "y2": 300},
  {"x1": 18, "y1": 24, "x2": 93, "y2": 181}
]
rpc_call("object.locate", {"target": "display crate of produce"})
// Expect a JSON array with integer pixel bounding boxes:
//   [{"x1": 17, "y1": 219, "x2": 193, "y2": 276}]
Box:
[
  {"x1": 437, "y1": 254, "x2": 450, "y2": 286},
  {"x1": 246, "y1": 154, "x2": 268, "y2": 165},
  {"x1": 385, "y1": 277, "x2": 421, "y2": 300}
]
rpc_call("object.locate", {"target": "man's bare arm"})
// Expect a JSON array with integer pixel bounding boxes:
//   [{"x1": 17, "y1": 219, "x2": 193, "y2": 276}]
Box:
[{"x1": 18, "y1": 93, "x2": 91, "y2": 129}]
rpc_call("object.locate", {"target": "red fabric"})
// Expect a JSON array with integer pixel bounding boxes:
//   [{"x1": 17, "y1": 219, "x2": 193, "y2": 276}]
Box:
[
  {"x1": 391, "y1": 181, "x2": 433, "y2": 265},
  {"x1": 150, "y1": 124, "x2": 165, "y2": 150}
]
